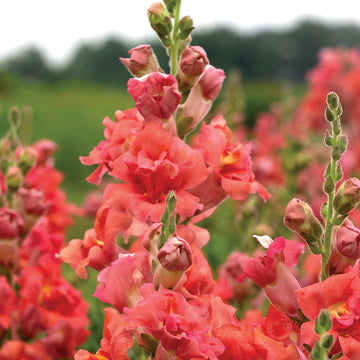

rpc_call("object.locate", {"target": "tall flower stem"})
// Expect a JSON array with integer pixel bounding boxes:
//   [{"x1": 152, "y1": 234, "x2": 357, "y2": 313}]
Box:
[
  {"x1": 170, "y1": 0, "x2": 182, "y2": 76},
  {"x1": 320, "y1": 92, "x2": 345, "y2": 280}
]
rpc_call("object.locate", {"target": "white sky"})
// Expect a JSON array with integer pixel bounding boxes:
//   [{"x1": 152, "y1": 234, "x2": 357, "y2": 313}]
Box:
[{"x1": 2, "y1": 0, "x2": 360, "y2": 67}]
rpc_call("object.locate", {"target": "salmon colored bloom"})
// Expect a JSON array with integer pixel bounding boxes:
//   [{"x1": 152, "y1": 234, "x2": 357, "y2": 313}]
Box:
[
  {"x1": 94, "y1": 252, "x2": 152, "y2": 312},
  {"x1": 75, "y1": 308, "x2": 133, "y2": 360},
  {"x1": 60, "y1": 204, "x2": 132, "y2": 279},
  {"x1": 238, "y1": 237, "x2": 304, "y2": 317},
  {"x1": 213, "y1": 306, "x2": 301, "y2": 360},
  {"x1": 296, "y1": 267, "x2": 360, "y2": 355},
  {"x1": 80, "y1": 108, "x2": 144, "y2": 185},
  {"x1": 104, "y1": 121, "x2": 209, "y2": 222},
  {"x1": 192, "y1": 115, "x2": 269, "y2": 210},
  {"x1": 124, "y1": 284, "x2": 225, "y2": 359}
]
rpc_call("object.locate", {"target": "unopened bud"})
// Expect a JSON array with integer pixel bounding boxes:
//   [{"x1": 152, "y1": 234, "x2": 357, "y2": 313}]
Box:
[
  {"x1": 334, "y1": 178, "x2": 360, "y2": 215},
  {"x1": 0, "y1": 208, "x2": 24, "y2": 239},
  {"x1": 326, "y1": 92, "x2": 340, "y2": 112},
  {"x1": 331, "y1": 145, "x2": 342, "y2": 161},
  {"x1": 0, "y1": 138, "x2": 10, "y2": 157},
  {"x1": 157, "y1": 236, "x2": 192, "y2": 271},
  {"x1": 148, "y1": 3, "x2": 172, "y2": 39},
  {"x1": 199, "y1": 65, "x2": 226, "y2": 100},
  {"x1": 6, "y1": 165, "x2": 23, "y2": 192},
  {"x1": 120, "y1": 44, "x2": 162, "y2": 78},
  {"x1": 324, "y1": 176, "x2": 334, "y2": 194},
  {"x1": 338, "y1": 134, "x2": 348, "y2": 153},
  {"x1": 324, "y1": 130, "x2": 333, "y2": 146},
  {"x1": 8, "y1": 106, "x2": 21, "y2": 128},
  {"x1": 321, "y1": 334, "x2": 333, "y2": 349},
  {"x1": 180, "y1": 46, "x2": 209, "y2": 77},
  {"x1": 178, "y1": 46, "x2": 209, "y2": 92},
  {"x1": 163, "y1": 0, "x2": 177, "y2": 17},
  {"x1": 16, "y1": 147, "x2": 38, "y2": 174},
  {"x1": 178, "y1": 16, "x2": 195, "y2": 40},
  {"x1": 315, "y1": 309, "x2": 332, "y2": 334},
  {"x1": 336, "y1": 220, "x2": 360, "y2": 259},
  {"x1": 325, "y1": 107, "x2": 335, "y2": 122},
  {"x1": 165, "y1": 190, "x2": 177, "y2": 214},
  {"x1": 284, "y1": 198, "x2": 323, "y2": 243}
]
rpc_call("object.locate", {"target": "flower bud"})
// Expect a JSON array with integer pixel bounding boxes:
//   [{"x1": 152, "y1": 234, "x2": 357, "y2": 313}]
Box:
[
  {"x1": 338, "y1": 134, "x2": 348, "y2": 153},
  {"x1": 0, "y1": 138, "x2": 10, "y2": 157},
  {"x1": 8, "y1": 106, "x2": 21, "y2": 128},
  {"x1": 157, "y1": 236, "x2": 192, "y2": 272},
  {"x1": 16, "y1": 146, "x2": 38, "y2": 174},
  {"x1": 6, "y1": 165, "x2": 23, "y2": 192},
  {"x1": 148, "y1": 3, "x2": 172, "y2": 40},
  {"x1": 163, "y1": 0, "x2": 177, "y2": 16},
  {"x1": 325, "y1": 107, "x2": 335, "y2": 122},
  {"x1": 315, "y1": 309, "x2": 332, "y2": 334},
  {"x1": 333, "y1": 178, "x2": 360, "y2": 215},
  {"x1": 120, "y1": 44, "x2": 162, "y2": 78},
  {"x1": 180, "y1": 46, "x2": 209, "y2": 77},
  {"x1": 178, "y1": 65, "x2": 225, "y2": 136},
  {"x1": 336, "y1": 220, "x2": 360, "y2": 259},
  {"x1": 178, "y1": 16, "x2": 195, "y2": 40},
  {"x1": 177, "y1": 46, "x2": 209, "y2": 93},
  {"x1": 284, "y1": 198, "x2": 323, "y2": 243},
  {"x1": 0, "y1": 208, "x2": 24, "y2": 239},
  {"x1": 165, "y1": 190, "x2": 177, "y2": 214},
  {"x1": 326, "y1": 92, "x2": 340, "y2": 112},
  {"x1": 199, "y1": 65, "x2": 226, "y2": 101}
]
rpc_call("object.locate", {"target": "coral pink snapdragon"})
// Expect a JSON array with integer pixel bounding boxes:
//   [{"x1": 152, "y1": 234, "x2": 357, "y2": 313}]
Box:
[{"x1": 54, "y1": 1, "x2": 360, "y2": 360}]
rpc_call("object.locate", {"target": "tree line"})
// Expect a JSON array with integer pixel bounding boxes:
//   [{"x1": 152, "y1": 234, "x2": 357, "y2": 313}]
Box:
[{"x1": 2, "y1": 19, "x2": 360, "y2": 84}]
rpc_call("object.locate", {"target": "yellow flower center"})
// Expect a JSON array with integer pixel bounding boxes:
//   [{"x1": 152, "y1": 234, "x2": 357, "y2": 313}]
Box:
[
  {"x1": 219, "y1": 152, "x2": 237, "y2": 168},
  {"x1": 328, "y1": 301, "x2": 349, "y2": 318}
]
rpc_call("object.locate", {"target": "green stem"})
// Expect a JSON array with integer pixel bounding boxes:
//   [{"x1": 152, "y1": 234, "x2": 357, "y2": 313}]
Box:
[
  {"x1": 170, "y1": 0, "x2": 181, "y2": 76},
  {"x1": 321, "y1": 159, "x2": 336, "y2": 280}
]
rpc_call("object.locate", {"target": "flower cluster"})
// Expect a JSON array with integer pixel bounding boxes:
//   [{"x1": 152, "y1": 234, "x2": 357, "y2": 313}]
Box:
[
  {"x1": 0, "y1": 109, "x2": 89, "y2": 359},
  {"x1": 58, "y1": 2, "x2": 360, "y2": 360}
]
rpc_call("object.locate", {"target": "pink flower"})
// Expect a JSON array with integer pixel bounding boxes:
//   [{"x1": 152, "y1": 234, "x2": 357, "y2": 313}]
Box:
[
  {"x1": 75, "y1": 308, "x2": 133, "y2": 360},
  {"x1": 178, "y1": 65, "x2": 225, "y2": 135},
  {"x1": 127, "y1": 72, "x2": 181, "y2": 121},
  {"x1": 296, "y1": 268, "x2": 360, "y2": 355},
  {"x1": 120, "y1": 44, "x2": 162, "y2": 77},
  {"x1": 104, "y1": 121, "x2": 209, "y2": 222},
  {"x1": 192, "y1": 116, "x2": 269, "y2": 209},
  {"x1": 237, "y1": 237, "x2": 304, "y2": 317},
  {"x1": 124, "y1": 284, "x2": 225, "y2": 359},
  {"x1": 337, "y1": 220, "x2": 360, "y2": 259},
  {"x1": 94, "y1": 252, "x2": 152, "y2": 311},
  {"x1": 60, "y1": 204, "x2": 132, "y2": 279},
  {"x1": 80, "y1": 108, "x2": 144, "y2": 185}
]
